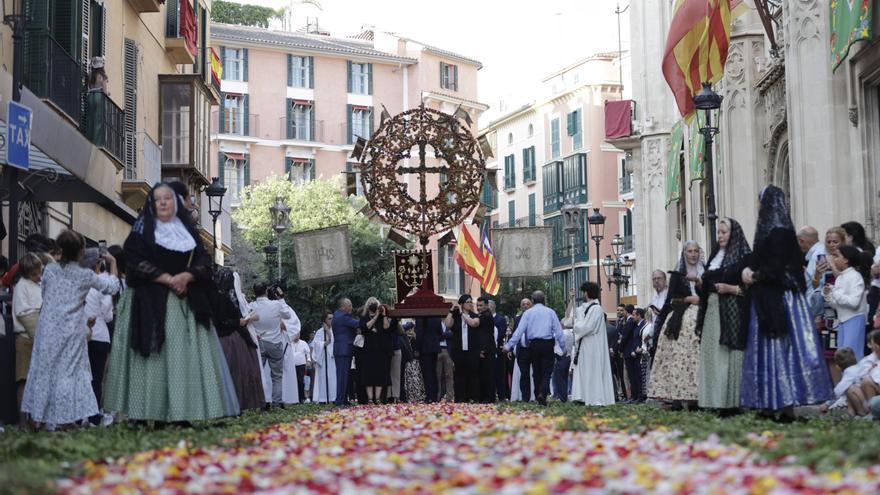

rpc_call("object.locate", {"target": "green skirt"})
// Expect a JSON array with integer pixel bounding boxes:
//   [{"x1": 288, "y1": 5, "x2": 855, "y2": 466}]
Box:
[
  {"x1": 697, "y1": 294, "x2": 744, "y2": 409},
  {"x1": 105, "y1": 290, "x2": 231, "y2": 422}
]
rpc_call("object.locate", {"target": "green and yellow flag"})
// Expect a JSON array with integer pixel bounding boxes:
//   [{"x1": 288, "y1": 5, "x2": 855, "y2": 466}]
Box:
[
  {"x1": 831, "y1": 0, "x2": 873, "y2": 71},
  {"x1": 666, "y1": 121, "x2": 684, "y2": 207},
  {"x1": 688, "y1": 111, "x2": 706, "y2": 182}
]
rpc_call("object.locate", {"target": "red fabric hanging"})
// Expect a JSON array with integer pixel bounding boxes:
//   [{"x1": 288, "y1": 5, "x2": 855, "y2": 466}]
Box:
[
  {"x1": 179, "y1": 0, "x2": 198, "y2": 57},
  {"x1": 604, "y1": 100, "x2": 633, "y2": 139}
]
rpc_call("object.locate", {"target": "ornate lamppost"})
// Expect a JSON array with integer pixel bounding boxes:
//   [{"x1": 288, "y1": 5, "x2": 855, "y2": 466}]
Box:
[
  {"x1": 205, "y1": 177, "x2": 227, "y2": 266},
  {"x1": 3, "y1": 0, "x2": 29, "y2": 263},
  {"x1": 587, "y1": 207, "x2": 606, "y2": 302},
  {"x1": 561, "y1": 201, "x2": 581, "y2": 303},
  {"x1": 263, "y1": 243, "x2": 278, "y2": 281},
  {"x1": 269, "y1": 195, "x2": 290, "y2": 282},
  {"x1": 603, "y1": 234, "x2": 633, "y2": 306},
  {"x1": 693, "y1": 82, "x2": 722, "y2": 246}
]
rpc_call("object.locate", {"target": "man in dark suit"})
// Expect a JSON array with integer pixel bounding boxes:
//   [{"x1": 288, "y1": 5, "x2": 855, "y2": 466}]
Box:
[
  {"x1": 489, "y1": 300, "x2": 509, "y2": 401},
  {"x1": 444, "y1": 294, "x2": 482, "y2": 403},
  {"x1": 332, "y1": 297, "x2": 360, "y2": 406},
  {"x1": 619, "y1": 306, "x2": 646, "y2": 403},
  {"x1": 476, "y1": 297, "x2": 498, "y2": 403},
  {"x1": 608, "y1": 306, "x2": 624, "y2": 401},
  {"x1": 415, "y1": 316, "x2": 443, "y2": 403}
]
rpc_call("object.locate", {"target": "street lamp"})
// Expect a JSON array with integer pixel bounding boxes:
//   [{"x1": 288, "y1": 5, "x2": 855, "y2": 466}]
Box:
[
  {"x1": 263, "y1": 243, "x2": 278, "y2": 281},
  {"x1": 604, "y1": 236, "x2": 633, "y2": 306},
  {"x1": 3, "y1": 0, "x2": 29, "y2": 264},
  {"x1": 561, "y1": 202, "x2": 581, "y2": 303},
  {"x1": 693, "y1": 82, "x2": 722, "y2": 247},
  {"x1": 205, "y1": 176, "x2": 227, "y2": 265},
  {"x1": 587, "y1": 208, "x2": 606, "y2": 302},
  {"x1": 269, "y1": 195, "x2": 290, "y2": 282}
]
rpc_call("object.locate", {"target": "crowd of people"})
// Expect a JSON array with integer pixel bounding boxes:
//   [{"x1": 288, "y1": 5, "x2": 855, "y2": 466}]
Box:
[{"x1": 2, "y1": 183, "x2": 880, "y2": 431}]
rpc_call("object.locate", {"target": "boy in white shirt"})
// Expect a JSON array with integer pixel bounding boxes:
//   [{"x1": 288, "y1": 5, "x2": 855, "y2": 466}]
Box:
[{"x1": 291, "y1": 332, "x2": 313, "y2": 403}]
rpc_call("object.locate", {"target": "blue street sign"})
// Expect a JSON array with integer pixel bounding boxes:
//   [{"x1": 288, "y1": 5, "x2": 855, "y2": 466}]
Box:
[{"x1": 6, "y1": 100, "x2": 32, "y2": 171}]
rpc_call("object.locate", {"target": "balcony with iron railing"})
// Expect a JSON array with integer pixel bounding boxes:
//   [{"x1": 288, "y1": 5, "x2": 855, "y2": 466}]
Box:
[
  {"x1": 23, "y1": 33, "x2": 81, "y2": 123},
  {"x1": 619, "y1": 174, "x2": 633, "y2": 194},
  {"x1": 215, "y1": 111, "x2": 259, "y2": 137},
  {"x1": 122, "y1": 132, "x2": 163, "y2": 209},
  {"x1": 552, "y1": 239, "x2": 589, "y2": 267},
  {"x1": 84, "y1": 91, "x2": 125, "y2": 165},
  {"x1": 282, "y1": 116, "x2": 318, "y2": 141}
]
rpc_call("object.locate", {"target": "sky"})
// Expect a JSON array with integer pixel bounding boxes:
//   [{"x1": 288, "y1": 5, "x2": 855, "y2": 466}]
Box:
[{"x1": 222, "y1": 0, "x2": 630, "y2": 124}]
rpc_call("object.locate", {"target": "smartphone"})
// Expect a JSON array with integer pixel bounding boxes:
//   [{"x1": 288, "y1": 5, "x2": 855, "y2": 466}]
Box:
[
  {"x1": 817, "y1": 254, "x2": 826, "y2": 264},
  {"x1": 98, "y1": 240, "x2": 108, "y2": 255}
]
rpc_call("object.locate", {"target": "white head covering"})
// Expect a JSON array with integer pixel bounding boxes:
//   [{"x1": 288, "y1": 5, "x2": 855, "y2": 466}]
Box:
[
  {"x1": 153, "y1": 185, "x2": 197, "y2": 253},
  {"x1": 232, "y1": 272, "x2": 250, "y2": 319}
]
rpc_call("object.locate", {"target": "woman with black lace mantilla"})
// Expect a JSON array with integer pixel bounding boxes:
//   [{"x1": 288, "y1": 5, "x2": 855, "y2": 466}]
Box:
[{"x1": 105, "y1": 182, "x2": 239, "y2": 422}]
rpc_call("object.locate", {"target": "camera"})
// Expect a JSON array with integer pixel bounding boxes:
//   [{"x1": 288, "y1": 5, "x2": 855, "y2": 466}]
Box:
[{"x1": 98, "y1": 240, "x2": 108, "y2": 256}]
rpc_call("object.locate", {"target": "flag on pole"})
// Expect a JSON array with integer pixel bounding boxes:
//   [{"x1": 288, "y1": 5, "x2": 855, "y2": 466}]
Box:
[
  {"x1": 662, "y1": 0, "x2": 748, "y2": 119},
  {"x1": 830, "y1": 0, "x2": 874, "y2": 71},
  {"x1": 454, "y1": 226, "x2": 487, "y2": 281},
  {"x1": 480, "y1": 230, "x2": 500, "y2": 296}
]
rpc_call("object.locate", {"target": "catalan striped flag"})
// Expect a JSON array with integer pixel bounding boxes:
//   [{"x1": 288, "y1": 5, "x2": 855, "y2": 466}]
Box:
[
  {"x1": 454, "y1": 225, "x2": 487, "y2": 282},
  {"x1": 480, "y1": 230, "x2": 500, "y2": 296},
  {"x1": 662, "y1": 0, "x2": 748, "y2": 119}
]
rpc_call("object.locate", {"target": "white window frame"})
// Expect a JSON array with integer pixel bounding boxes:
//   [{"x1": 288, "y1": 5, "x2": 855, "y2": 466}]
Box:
[
  {"x1": 438, "y1": 243, "x2": 461, "y2": 295},
  {"x1": 288, "y1": 159, "x2": 313, "y2": 186},
  {"x1": 224, "y1": 157, "x2": 246, "y2": 203},
  {"x1": 350, "y1": 62, "x2": 370, "y2": 94},
  {"x1": 223, "y1": 94, "x2": 246, "y2": 135},
  {"x1": 291, "y1": 102, "x2": 312, "y2": 140},
  {"x1": 352, "y1": 107, "x2": 371, "y2": 141},
  {"x1": 224, "y1": 48, "x2": 244, "y2": 81},
  {"x1": 290, "y1": 55, "x2": 310, "y2": 88}
]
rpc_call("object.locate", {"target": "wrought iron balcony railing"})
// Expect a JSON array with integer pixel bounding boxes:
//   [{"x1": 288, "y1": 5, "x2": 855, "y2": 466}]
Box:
[
  {"x1": 84, "y1": 91, "x2": 125, "y2": 164},
  {"x1": 23, "y1": 33, "x2": 81, "y2": 123}
]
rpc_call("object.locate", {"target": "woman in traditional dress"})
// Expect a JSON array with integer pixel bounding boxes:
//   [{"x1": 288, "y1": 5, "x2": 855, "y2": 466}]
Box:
[
  {"x1": 648, "y1": 240, "x2": 704, "y2": 408},
  {"x1": 211, "y1": 268, "x2": 264, "y2": 411},
  {"x1": 569, "y1": 282, "x2": 616, "y2": 405},
  {"x1": 401, "y1": 321, "x2": 425, "y2": 403},
  {"x1": 105, "y1": 183, "x2": 239, "y2": 422},
  {"x1": 741, "y1": 185, "x2": 833, "y2": 419},
  {"x1": 311, "y1": 311, "x2": 337, "y2": 404},
  {"x1": 696, "y1": 218, "x2": 751, "y2": 412},
  {"x1": 359, "y1": 297, "x2": 395, "y2": 404},
  {"x1": 21, "y1": 230, "x2": 119, "y2": 428}
]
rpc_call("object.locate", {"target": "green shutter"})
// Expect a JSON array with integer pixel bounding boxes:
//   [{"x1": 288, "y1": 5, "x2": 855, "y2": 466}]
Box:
[
  {"x1": 308, "y1": 56, "x2": 314, "y2": 89},
  {"x1": 284, "y1": 157, "x2": 292, "y2": 179},
  {"x1": 453, "y1": 65, "x2": 458, "y2": 91},
  {"x1": 242, "y1": 48, "x2": 248, "y2": 82},
  {"x1": 287, "y1": 54, "x2": 293, "y2": 86},
  {"x1": 346, "y1": 104, "x2": 353, "y2": 144},
  {"x1": 243, "y1": 94, "x2": 249, "y2": 135},
  {"x1": 367, "y1": 63, "x2": 373, "y2": 95},
  {"x1": 218, "y1": 92, "x2": 226, "y2": 133},
  {"x1": 368, "y1": 106, "x2": 374, "y2": 137},
  {"x1": 309, "y1": 102, "x2": 315, "y2": 140},
  {"x1": 220, "y1": 45, "x2": 227, "y2": 77},
  {"x1": 244, "y1": 156, "x2": 251, "y2": 185},
  {"x1": 528, "y1": 194, "x2": 535, "y2": 227},
  {"x1": 308, "y1": 159, "x2": 315, "y2": 182},
  {"x1": 440, "y1": 62, "x2": 445, "y2": 87},
  {"x1": 286, "y1": 98, "x2": 293, "y2": 139},
  {"x1": 522, "y1": 148, "x2": 529, "y2": 182},
  {"x1": 347, "y1": 61, "x2": 353, "y2": 93},
  {"x1": 218, "y1": 151, "x2": 225, "y2": 183}
]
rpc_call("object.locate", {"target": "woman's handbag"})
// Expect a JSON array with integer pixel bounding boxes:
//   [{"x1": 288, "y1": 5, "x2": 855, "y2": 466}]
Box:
[{"x1": 353, "y1": 334, "x2": 365, "y2": 348}]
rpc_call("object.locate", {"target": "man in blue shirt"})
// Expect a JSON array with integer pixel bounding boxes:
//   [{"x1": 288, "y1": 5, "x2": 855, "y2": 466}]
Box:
[
  {"x1": 332, "y1": 297, "x2": 360, "y2": 406},
  {"x1": 504, "y1": 291, "x2": 564, "y2": 405}
]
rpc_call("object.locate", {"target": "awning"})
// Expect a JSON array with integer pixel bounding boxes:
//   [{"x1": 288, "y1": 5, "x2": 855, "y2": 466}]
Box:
[
  {"x1": 0, "y1": 121, "x2": 137, "y2": 223},
  {"x1": 352, "y1": 105, "x2": 370, "y2": 111},
  {"x1": 223, "y1": 152, "x2": 247, "y2": 161},
  {"x1": 292, "y1": 99, "x2": 313, "y2": 106}
]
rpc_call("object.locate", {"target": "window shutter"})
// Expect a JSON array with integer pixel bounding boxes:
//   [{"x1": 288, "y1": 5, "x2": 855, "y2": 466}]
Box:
[
  {"x1": 522, "y1": 148, "x2": 529, "y2": 182},
  {"x1": 220, "y1": 45, "x2": 227, "y2": 76},
  {"x1": 218, "y1": 92, "x2": 226, "y2": 133},
  {"x1": 453, "y1": 65, "x2": 458, "y2": 91},
  {"x1": 346, "y1": 104, "x2": 353, "y2": 144},
  {"x1": 368, "y1": 106, "x2": 374, "y2": 137},
  {"x1": 284, "y1": 157, "x2": 292, "y2": 179},
  {"x1": 287, "y1": 54, "x2": 293, "y2": 86},
  {"x1": 242, "y1": 48, "x2": 248, "y2": 82},
  {"x1": 244, "y1": 156, "x2": 251, "y2": 186},
  {"x1": 440, "y1": 62, "x2": 445, "y2": 87},
  {"x1": 566, "y1": 112, "x2": 574, "y2": 136},
  {"x1": 243, "y1": 94, "x2": 249, "y2": 135},
  {"x1": 309, "y1": 103, "x2": 315, "y2": 140},
  {"x1": 219, "y1": 152, "x2": 226, "y2": 183},
  {"x1": 285, "y1": 98, "x2": 292, "y2": 139},
  {"x1": 307, "y1": 56, "x2": 314, "y2": 89},
  {"x1": 347, "y1": 61, "x2": 353, "y2": 93},
  {"x1": 308, "y1": 159, "x2": 315, "y2": 182},
  {"x1": 123, "y1": 38, "x2": 138, "y2": 178},
  {"x1": 531, "y1": 147, "x2": 536, "y2": 180},
  {"x1": 367, "y1": 63, "x2": 373, "y2": 95}
]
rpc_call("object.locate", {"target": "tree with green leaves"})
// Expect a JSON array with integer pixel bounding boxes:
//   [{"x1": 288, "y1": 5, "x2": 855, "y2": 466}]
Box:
[
  {"x1": 230, "y1": 175, "x2": 403, "y2": 333},
  {"x1": 212, "y1": 0, "x2": 322, "y2": 29}
]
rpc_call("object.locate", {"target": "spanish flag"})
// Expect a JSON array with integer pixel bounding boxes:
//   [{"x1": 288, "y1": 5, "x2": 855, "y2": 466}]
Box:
[
  {"x1": 454, "y1": 225, "x2": 487, "y2": 282},
  {"x1": 480, "y1": 230, "x2": 500, "y2": 296},
  {"x1": 662, "y1": 0, "x2": 748, "y2": 119}
]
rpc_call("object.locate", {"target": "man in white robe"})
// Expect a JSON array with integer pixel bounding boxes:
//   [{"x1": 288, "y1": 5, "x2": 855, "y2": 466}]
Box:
[
  {"x1": 311, "y1": 314, "x2": 337, "y2": 403},
  {"x1": 570, "y1": 281, "x2": 615, "y2": 405}
]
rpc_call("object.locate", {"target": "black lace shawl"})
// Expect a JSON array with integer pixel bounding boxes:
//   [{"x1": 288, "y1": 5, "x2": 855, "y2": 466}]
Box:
[
  {"x1": 124, "y1": 183, "x2": 214, "y2": 357},
  {"x1": 211, "y1": 267, "x2": 257, "y2": 347},
  {"x1": 749, "y1": 186, "x2": 805, "y2": 338},
  {"x1": 696, "y1": 218, "x2": 752, "y2": 350},
  {"x1": 660, "y1": 271, "x2": 693, "y2": 341}
]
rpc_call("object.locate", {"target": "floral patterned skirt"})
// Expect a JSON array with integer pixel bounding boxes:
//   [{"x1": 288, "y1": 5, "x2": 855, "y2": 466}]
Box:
[
  {"x1": 404, "y1": 361, "x2": 425, "y2": 403},
  {"x1": 648, "y1": 305, "x2": 701, "y2": 402}
]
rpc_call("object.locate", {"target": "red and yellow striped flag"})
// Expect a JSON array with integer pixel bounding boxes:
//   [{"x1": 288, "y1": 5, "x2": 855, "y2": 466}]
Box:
[
  {"x1": 662, "y1": 0, "x2": 748, "y2": 119},
  {"x1": 480, "y1": 230, "x2": 500, "y2": 296},
  {"x1": 454, "y1": 226, "x2": 487, "y2": 282}
]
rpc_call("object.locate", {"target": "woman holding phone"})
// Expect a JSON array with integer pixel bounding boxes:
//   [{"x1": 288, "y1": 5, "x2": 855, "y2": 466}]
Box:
[{"x1": 359, "y1": 298, "x2": 395, "y2": 404}]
